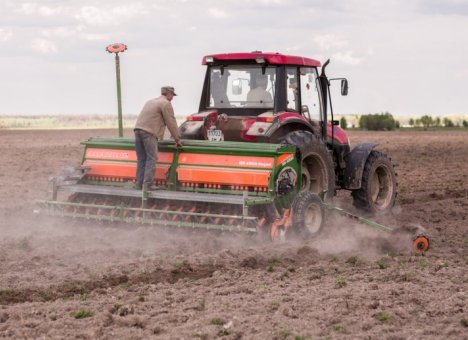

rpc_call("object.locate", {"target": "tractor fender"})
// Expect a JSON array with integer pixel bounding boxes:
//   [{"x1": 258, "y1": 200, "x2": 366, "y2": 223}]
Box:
[
  {"x1": 265, "y1": 116, "x2": 314, "y2": 140},
  {"x1": 179, "y1": 111, "x2": 217, "y2": 140},
  {"x1": 343, "y1": 143, "x2": 378, "y2": 189}
]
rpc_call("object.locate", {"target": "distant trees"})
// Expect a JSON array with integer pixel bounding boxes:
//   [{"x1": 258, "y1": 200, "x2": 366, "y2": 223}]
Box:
[
  {"x1": 406, "y1": 115, "x2": 465, "y2": 129},
  {"x1": 359, "y1": 112, "x2": 398, "y2": 131},
  {"x1": 443, "y1": 117, "x2": 455, "y2": 127},
  {"x1": 339, "y1": 116, "x2": 348, "y2": 129},
  {"x1": 420, "y1": 115, "x2": 433, "y2": 129},
  {"x1": 343, "y1": 113, "x2": 467, "y2": 130}
]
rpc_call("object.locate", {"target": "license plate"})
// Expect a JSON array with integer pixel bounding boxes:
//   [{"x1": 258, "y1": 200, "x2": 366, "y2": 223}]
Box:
[{"x1": 207, "y1": 129, "x2": 224, "y2": 141}]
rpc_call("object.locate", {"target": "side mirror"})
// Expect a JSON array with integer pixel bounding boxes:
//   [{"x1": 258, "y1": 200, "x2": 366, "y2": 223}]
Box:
[
  {"x1": 341, "y1": 79, "x2": 349, "y2": 96},
  {"x1": 232, "y1": 79, "x2": 242, "y2": 95},
  {"x1": 332, "y1": 120, "x2": 340, "y2": 126}
]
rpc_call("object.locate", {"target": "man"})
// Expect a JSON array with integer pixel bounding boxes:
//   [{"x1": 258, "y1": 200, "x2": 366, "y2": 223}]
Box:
[
  {"x1": 246, "y1": 74, "x2": 273, "y2": 107},
  {"x1": 134, "y1": 86, "x2": 182, "y2": 190}
]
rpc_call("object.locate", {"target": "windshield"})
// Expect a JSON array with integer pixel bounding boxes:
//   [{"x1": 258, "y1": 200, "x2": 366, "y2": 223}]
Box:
[{"x1": 208, "y1": 66, "x2": 276, "y2": 109}]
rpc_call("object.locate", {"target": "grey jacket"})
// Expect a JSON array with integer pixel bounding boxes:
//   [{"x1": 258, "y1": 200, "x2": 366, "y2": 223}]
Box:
[{"x1": 134, "y1": 95, "x2": 180, "y2": 141}]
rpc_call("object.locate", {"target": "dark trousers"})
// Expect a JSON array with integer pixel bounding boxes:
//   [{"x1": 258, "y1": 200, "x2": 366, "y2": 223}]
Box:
[{"x1": 134, "y1": 129, "x2": 158, "y2": 185}]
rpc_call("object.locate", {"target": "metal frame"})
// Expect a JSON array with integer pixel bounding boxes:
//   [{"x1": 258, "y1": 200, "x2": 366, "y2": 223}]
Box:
[
  {"x1": 36, "y1": 200, "x2": 257, "y2": 233},
  {"x1": 41, "y1": 180, "x2": 266, "y2": 231}
]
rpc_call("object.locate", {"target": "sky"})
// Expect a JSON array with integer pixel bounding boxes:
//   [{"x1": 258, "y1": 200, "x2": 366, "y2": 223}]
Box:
[{"x1": 1, "y1": 0, "x2": 468, "y2": 117}]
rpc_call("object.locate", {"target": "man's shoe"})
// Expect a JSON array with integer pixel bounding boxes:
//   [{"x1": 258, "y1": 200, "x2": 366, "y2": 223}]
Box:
[
  {"x1": 143, "y1": 183, "x2": 162, "y2": 191},
  {"x1": 133, "y1": 183, "x2": 142, "y2": 190}
]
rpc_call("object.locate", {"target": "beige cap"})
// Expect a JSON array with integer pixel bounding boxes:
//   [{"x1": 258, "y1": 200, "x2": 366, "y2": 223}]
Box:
[{"x1": 161, "y1": 86, "x2": 177, "y2": 96}]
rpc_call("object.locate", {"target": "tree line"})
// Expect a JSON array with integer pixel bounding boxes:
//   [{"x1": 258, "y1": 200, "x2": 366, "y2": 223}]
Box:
[
  {"x1": 339, "y1": 113, "x2": 468, "y2": 131},
  {"x1": 407, "y1": 115, "x2": 468, "y2": 129}
]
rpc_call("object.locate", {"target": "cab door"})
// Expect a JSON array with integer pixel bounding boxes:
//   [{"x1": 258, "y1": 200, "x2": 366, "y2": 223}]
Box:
[{"x1": 299, "y1": 67, "x2": 323, "y2": 126}]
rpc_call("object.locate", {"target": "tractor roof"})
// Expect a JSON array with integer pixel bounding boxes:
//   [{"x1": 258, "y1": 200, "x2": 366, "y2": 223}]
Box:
[{"x1": 202, "y1": 52, "x2": 321, "y2": 67}]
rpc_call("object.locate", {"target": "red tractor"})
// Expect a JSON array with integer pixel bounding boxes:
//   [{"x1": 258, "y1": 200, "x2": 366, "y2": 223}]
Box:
[{"x1": 179, "y1": 52, "x2": 397, "y2": 213}]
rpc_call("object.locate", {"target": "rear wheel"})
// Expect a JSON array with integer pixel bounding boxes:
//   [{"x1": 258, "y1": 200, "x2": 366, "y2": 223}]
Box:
[
  {"x1": 352, "y1": 150, "x2": 397, "y2": 214},
  {"x1": 289, "y1": 191, "x2": 325, "y2": 239},
  {"x1": 280, "y1": 131, "x2": 335, "y2": 200}
]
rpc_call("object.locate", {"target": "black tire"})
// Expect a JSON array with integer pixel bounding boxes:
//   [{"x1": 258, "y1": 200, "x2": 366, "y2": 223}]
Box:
[
  {"x1": 289, "y1": 191, "x2": 325, "y2": 239},
  {"x1": 280, "y1": 131, "x2": 335, "y2": 200},
  {"x1": 352, "y1": 150, "x2": 397, "y2": 214}
]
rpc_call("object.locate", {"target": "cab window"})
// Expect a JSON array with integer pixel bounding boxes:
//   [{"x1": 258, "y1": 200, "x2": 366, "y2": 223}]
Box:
[
  {"x1": 286, "y1": 67, "x2": 299, "y2": 112},
  {"x1": 299, "y1": 67, "x2": 322, "y2": 122}
]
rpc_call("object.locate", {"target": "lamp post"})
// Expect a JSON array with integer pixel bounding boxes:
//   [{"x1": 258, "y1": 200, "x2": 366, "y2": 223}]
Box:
[{"x1": 106, "y1": 43, "x2": 127, "y2": 137}]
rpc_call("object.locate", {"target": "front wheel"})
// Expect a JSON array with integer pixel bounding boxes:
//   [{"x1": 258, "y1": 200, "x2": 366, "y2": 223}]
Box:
[
  {"x1": 352, "y1": 150, "x2": 397, "y2": 214},
  {"x1": 289, "y1": 191, "x2": 325, "y2": 239}
]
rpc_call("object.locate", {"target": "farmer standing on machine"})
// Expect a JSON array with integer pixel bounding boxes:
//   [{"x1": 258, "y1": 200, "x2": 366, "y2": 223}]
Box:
[{"x1": 134, "y1": 86, "x2": 182, "y2": 191}]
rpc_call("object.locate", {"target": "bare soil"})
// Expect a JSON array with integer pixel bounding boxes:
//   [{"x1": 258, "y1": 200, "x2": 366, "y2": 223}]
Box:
[{"x1": 0, "y1": 129, "x2": 467, "y2": 339}]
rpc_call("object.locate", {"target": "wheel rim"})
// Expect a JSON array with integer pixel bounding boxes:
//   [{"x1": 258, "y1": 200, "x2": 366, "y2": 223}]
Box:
[
  {"x1": 369, "y1": 164, "x2": 394, "y2": 210},
  {"x1": 301, "y1": 165, "x2": 311, "y2": 190},
  {"x1": 302, "y1": 155, "x2": 327, "y2": 193},
  {"x1": 304, "y1": 203, "x2": 323, "y2": 234}
]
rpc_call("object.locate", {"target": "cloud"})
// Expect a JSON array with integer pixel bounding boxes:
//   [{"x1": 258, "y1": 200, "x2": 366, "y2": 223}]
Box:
[
  {"x1": 76, "y1": 6, "x2": 114, "y2": 26},
  {"x1": 418, "y1": 0, "x2": 468, "y2": 16},
  {"x1": 80, "y1": 33, "x2": 109, "y2": 42},
  {"x1": 76, "y1": 4, "x2": 149, "y2": 26},
  {"x1": 230, "y1": 0, "x2": 290, "y2": 8},
  {"x1": 17, "y1": 3, "x2": 63, "y2": 16},
  {"x1": 16, "y1": 3, "x2": 37, "y2": 15},
  {"x1": 0, "y1": 28, "x2": 13, "y2": 42},
  {"x1": 313, "y1": 34, "x2": 348, "y2": 51},
  {"x1": 31, "y1": 38, "x2": 57, "y2": 54},
  {"x1": 332, "y1": 51, "x2": 363, "y2": 65},
  {"x1": 208, "y1": 8, "x2": 228, "y2": 19},
  {"x1": 40, "y1": 25, "x2": 109, "y2": 42},
  {"x1": 38, "y1": 5, "x2": 63, "y2": 16},
  {"x1": 41, "y1": 26, "x2": 84, "y2": 39},
  {"x1": 258, "y1": 0, "x2": 286, "y2": 4},
  {"x1": 285, "y1": 45, "x2": 304, "y2": 53}
]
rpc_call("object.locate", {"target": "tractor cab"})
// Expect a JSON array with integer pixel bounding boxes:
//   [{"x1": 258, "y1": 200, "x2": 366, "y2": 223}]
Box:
[{"x1": 179, "y1": 52, "x2": 348, "y2": 145}]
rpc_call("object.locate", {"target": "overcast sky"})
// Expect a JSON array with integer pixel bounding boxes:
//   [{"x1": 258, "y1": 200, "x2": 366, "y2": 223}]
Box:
[{"x1": 1, "y1": 0, "x2": 467, "y2": 117}]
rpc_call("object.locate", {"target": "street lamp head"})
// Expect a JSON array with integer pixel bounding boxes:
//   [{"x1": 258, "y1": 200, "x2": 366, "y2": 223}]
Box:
[{"x1": 106, "y1": 43, "x2": 127, "y2": 54}]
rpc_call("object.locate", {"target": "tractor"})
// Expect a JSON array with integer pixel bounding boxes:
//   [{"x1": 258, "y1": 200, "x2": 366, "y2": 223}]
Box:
[{"x1": 179, "y1": 52, "x2": 397, "y2": 214}]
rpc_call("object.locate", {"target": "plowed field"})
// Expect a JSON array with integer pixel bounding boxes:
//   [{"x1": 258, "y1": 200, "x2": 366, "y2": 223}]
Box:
[{"x1": 0, "y1": 129, "x2": 466, "y2": 339}]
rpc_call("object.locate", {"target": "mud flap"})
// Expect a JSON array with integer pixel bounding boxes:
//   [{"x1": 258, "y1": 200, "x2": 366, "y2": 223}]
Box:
[{"x1": 343, "y1": 143, "x2": 377, "y2": 190}]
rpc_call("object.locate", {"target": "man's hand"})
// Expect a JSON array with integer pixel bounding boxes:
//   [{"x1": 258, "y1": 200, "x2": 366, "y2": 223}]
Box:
[{"x1": 175, "y1": 140, "x2": 183, "y2": 149}]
